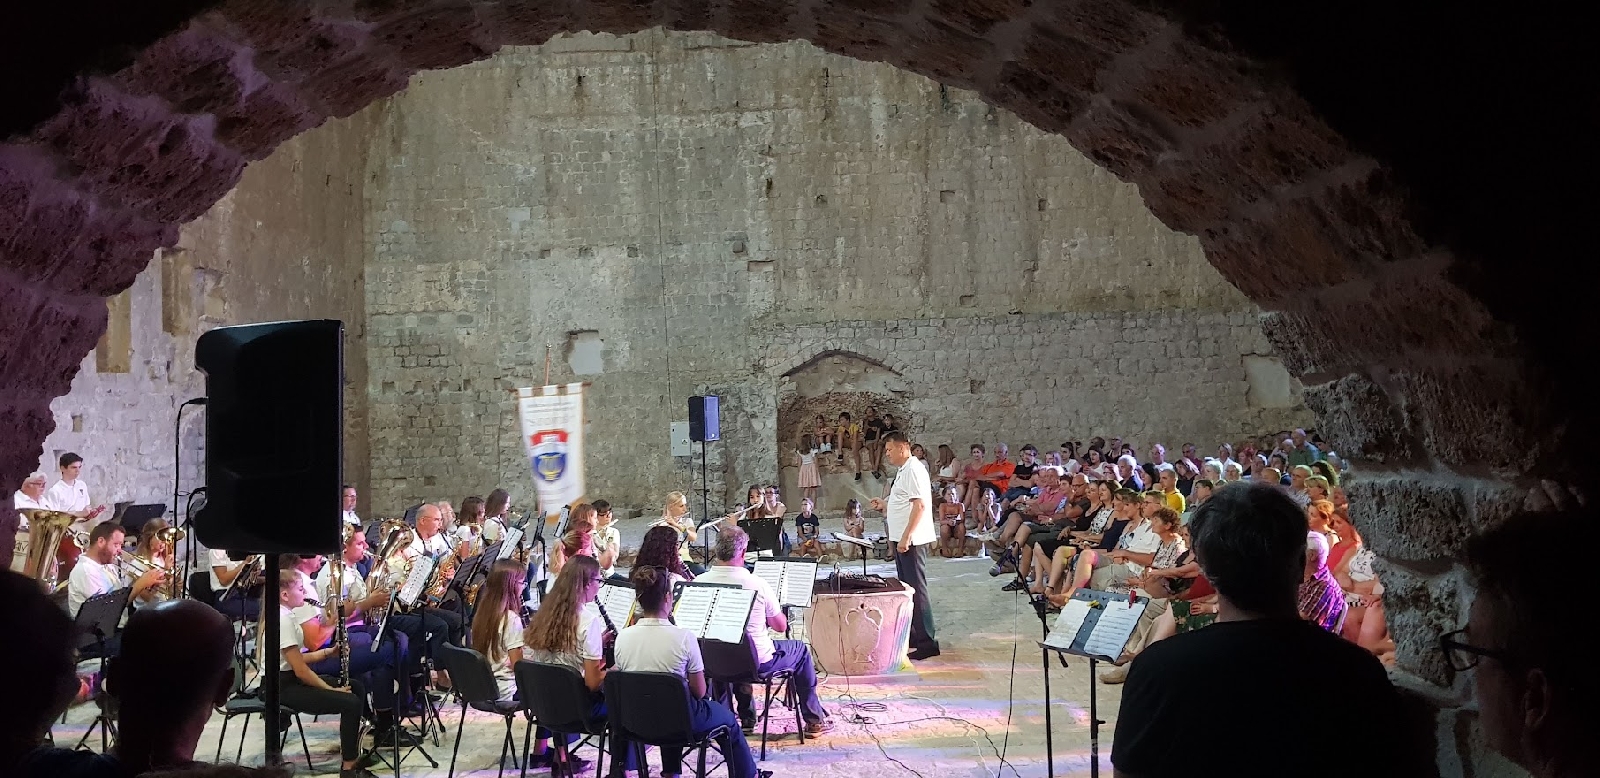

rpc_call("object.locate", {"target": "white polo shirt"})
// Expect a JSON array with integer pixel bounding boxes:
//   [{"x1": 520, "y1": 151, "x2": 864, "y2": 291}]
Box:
[
  {"x1": 886, "y1": 456, "x2": 936, "y2": 547},
  {"x1": 315, "y1": 559, "x2": 370, "y2": 609},
  {"x1": 45, "y1": 478, "x2": 90, "y2": 514},
  {"x1": 408, "y1": 532, "x2": 450, "y2": 559},
  {"x1": 278, "y1": 605, "x2": 308, "y2": 672},
  {"x1": 68, "y1": 555, "x2": 125, "y2": 617},
  {"x1": 209, "y1": 548, "x2": 248, "y2": 593},
  {"x1": 614, "y1": 617, "x2": 704, "y2": 678},
  {"x1": 342, "y1": 510, "x2": 362, "y2": 527},
  {"x1": 694, "y1": 564, "x2": 782, "y2": 664},
  {"x1": 13, "y1": 490, "x2": 46, "y2": 530}
]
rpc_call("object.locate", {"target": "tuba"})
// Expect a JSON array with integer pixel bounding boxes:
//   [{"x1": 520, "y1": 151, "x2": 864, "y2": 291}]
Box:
[
  {"x1": 365, "y1": 518, "x2": 415, "y2": 592},
  {"x1": 21, "y1": 510, "x2": 77, "y2": 593}
]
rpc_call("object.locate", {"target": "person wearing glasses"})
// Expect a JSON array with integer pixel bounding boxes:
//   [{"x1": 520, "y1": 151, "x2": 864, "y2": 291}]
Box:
[
  {"x1": 1111, "y1": 482, "x2": 1408, "y2": 777},
  {"x1": 1442, "y1": 511, "x2": 1589, "y2": 778}
]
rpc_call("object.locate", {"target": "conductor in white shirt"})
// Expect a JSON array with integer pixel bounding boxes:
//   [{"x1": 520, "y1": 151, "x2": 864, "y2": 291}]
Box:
[{"x1": 871, "y1": 431, "x2": 939, "y2": 660}]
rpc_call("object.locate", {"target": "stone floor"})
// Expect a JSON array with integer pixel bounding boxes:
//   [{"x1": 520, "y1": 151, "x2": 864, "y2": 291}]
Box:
[{"x1": 49, "y1": 520, "x2": 1127, "y2": 777}]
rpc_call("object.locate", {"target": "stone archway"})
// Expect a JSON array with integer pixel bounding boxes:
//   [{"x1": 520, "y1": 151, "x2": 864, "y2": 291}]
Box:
[{"x1": 2, "y1": 2, "x2": 1591, "y2": 770}]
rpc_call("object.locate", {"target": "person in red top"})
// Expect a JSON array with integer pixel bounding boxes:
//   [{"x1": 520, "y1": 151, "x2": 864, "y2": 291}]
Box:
[{"x1": 976, "y1": 444, "x2": 1016, "y2": 502}]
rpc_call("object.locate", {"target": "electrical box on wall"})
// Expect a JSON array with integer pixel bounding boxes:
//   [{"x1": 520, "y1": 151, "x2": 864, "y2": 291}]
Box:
[{"x1": 670, "y1": 421, "x2": 692, "y2": 457}]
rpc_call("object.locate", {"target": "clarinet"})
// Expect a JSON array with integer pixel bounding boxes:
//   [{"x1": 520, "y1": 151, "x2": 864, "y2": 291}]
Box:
[
  {"x1": 593, "y1": 599, "x2": 618, "y2": 669},
  {"x1": 328, "y1": 560, "x2": 350, "y2": 687}
]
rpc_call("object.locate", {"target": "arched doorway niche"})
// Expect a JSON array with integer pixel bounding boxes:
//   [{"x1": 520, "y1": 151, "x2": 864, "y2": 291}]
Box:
[{"x1": 777, "y1": 349, "x2": 911, "y2": 512}]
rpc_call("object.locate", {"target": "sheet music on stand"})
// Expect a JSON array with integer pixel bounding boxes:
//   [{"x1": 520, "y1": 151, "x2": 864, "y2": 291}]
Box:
[
  {"x1": 398, "y1": 557, "x2": 436, "y2": 609},
  {"x1": 1039, "y1": 588, "x2": 1148, "y2": 661},
  {"x1": 672, "y1": 581, "x2": 756, "y2": 643},
  {"x1": 752, "y1": 557, "x2": 819, "y2": 608},
  {"x1": 832, "y1": 534, "x2": 872, "y2": 550},
  {"x1": 595, "y1": 580, "x2": 637, "y2": 626},
  {"x1": 498, "y1": 527, "x2": 523, "y2": 559}
]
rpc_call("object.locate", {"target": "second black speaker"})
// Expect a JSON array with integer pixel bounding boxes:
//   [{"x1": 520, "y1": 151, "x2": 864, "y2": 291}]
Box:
[{"x1": 688, "y1": 395, "x2": 720, "y2": 442}]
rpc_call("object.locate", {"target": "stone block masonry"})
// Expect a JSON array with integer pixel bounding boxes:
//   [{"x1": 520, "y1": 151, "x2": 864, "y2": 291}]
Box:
[{"x1": 363, "y1": 30, "x2": 1307, "y2": 516}]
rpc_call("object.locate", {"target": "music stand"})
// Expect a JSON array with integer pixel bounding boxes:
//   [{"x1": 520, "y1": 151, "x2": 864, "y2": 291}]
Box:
[
  {"x1": 1036, "y1": 589, "x2": 1149, "y2": 778},
  {"x1": 117, "y1": 503, "x2": 167, "y2": 535},
  {"x1": 369, "y1": 592, "x2": 439, "y2": 773},
  {"x1": 72, "y1": 586, "x2": 133, "y2": 751},
  {"x1": 833, "y1": 534, "x2": 874, "y2": 576},
  {"x1": 737, "y1": 517, "x2": 783, "y2": 556}
]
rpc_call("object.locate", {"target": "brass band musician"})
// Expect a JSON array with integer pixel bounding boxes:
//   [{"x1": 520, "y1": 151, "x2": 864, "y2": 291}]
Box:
[
  {"x1": 275, "y1": 569, "x2": 385, "y2": 777},
  {"x1": 67, "y1": 522, "x2": 164, "y2": 621}
]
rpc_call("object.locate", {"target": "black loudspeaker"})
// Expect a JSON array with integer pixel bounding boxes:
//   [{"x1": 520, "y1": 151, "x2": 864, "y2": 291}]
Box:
[
  {"x1": 688, "y1": 395, "x2": 720, "y2": 442},
  {"x1": 195, "y1": 320, "x2": 344, "y2": 555}
]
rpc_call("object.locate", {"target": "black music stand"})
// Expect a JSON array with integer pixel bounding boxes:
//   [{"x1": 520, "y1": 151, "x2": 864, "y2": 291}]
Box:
[
  {"x1": 1036, "y1": 589, "x2": 1149, "y2": 778},
  {"x1": 73, "y1": 586, "x2": 132, "y2": 751},
  {"x1": 737, "y1": 517, "x2": 783, "y2": 556},
  {"x1": 369, "y1": 593, "x2": 439, "y2": 774}
]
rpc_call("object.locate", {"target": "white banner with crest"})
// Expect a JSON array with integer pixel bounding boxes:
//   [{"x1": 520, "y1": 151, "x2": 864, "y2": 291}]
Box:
[{"x1": 518, "y1": 383, "x2": 586, "y2": 517}]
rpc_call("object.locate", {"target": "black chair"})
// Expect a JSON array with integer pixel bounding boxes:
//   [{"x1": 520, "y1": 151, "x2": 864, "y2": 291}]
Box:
[
  {"x1": 604, "y1": 671, "x2": 726, "y2": 778},
  {"x1": 213, "y1": 657, "x2": 313, "y2": 769},
  {"x1": 438, "y1": 643, "x2": 525, "y2": 778},
  {"x1": 701, "y1": 635, "x2": 801, "y2": 759},
  {"x1": 515, "y1": 660, "x2": 608, "y2": 778}
]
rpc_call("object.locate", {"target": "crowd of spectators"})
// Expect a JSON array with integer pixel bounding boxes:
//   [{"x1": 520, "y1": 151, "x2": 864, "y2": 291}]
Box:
[{"x1": 836, "y1": 428, "x2": 1395, "y2": 680}]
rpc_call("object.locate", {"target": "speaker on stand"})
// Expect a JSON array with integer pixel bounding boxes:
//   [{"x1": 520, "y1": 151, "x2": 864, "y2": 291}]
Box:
[{"x1": 688, "y1": 396, "x2": 720, "y2": 562}]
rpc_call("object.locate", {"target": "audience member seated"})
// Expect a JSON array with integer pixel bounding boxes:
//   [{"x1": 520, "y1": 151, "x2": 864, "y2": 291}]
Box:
[
  {"x1": 1299, "y1": 532, "x2": 1347, "y2": 633},
  {"x1": 20, "y1": 599, "x2": 239, "y2": 778},
  {"x1": 1022, "y1": 478, "x2": 1112, "y2": 593},
  {"x1": 1328, "y1": 511, "x2": 1394, "y2": 659},
  {"x1": 1449, "y1": 511, "x2": 1591, "y2": 778},
  {"x1": 1, "y1": 570, "x2": 78, "y2": 778},
  {"x1": 1033, "y1": 487, "x2": 1137, "y2": 606},
  {"x1": 614, "y1": 566, "x2": 763, "y2": 778},
  {"x1": 1182, "y1": 479, "x2": 1213, "y2": 524},
  {"x1": 988, "y1": 467, "x2": 1071, "y2": 576},
  {"x1": 998, "y1": 444, "x2": 1040, "y2": 507},
  {"x1": 696, "y1": 526, "x2": 833, "y2": 736},
  {"x1": 1054, "y1": 491, "x2": 1165, "y2": 603},
  {"x1": 1112, "y1": 481, "x2": 1407, "y2": 777}
]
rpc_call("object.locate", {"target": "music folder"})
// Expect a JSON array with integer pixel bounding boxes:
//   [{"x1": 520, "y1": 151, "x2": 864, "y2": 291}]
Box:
[
  {"x1": 1039, "y1": 588, "x2": 1149, "y2": 661},
  {"x1": 752, "y1": 556, "x2": 818, "y2": 608},
  {"x1": 397, "y1": 556, "x2": 435, "y2": 608},
  {"x1": 596, "y1": 579, "x2": 637, "y2": 626},
  {"x1": 672, "y1": 581, "x2": 756, "y2": 643}
]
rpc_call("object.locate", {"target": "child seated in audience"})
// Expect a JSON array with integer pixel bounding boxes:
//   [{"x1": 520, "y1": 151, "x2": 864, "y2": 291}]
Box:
[
  {"x1": 794, "y1": 498, "x2": 822, "y2": 557},
  {"x1": 841, "y1": 498, "x2": 866, "y2": 560},
  {"x1": 937, "y1": 486, "x2": 966, "y2": 557}
]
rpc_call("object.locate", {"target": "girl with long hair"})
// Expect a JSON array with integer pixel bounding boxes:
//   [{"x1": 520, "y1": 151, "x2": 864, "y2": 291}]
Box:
[
  {"x1": 521, "y1": 555, "x2": 627, "y2": 774},
  {"x1": 652, "y1": 491, "x2": 704, "y2": 576},
  {"x1": 633, "y1": 525, "x2": 691, "y2": 585},
  {"x1": 469, "y1": 560, "x2": 526, "y2": 701},
  {"x1": 134, "y1": 518, "x2": 174, "y2": 568},
  {"x1": 614, "y1": 566, "x2": 759, "y2": 778},
  {"x1": 551, "y1": 503, "x2": 598, "y2": 576}
]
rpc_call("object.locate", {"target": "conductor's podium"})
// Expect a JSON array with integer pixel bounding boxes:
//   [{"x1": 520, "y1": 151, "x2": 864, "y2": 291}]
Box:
[{"x1": 808, "y1": 576, "x2": 914, "y2": 676}]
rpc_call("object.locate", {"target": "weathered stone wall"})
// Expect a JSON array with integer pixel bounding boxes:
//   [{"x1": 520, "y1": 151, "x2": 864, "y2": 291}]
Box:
[
  {"x1": 363, "y1": 31, "x2": 1307, "y2": 516},
  {"x1": 32, "y1": 260, "x2": 205, "y2": 508},
  {"x1": 29, "y1": 110, "x2": 374, "y2": 515}
]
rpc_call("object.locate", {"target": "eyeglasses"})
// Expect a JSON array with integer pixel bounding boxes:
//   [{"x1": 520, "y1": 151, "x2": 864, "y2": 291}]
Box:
[{"x1": 1439, "y1": 629, "x2": 1515, "y2": 671}]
